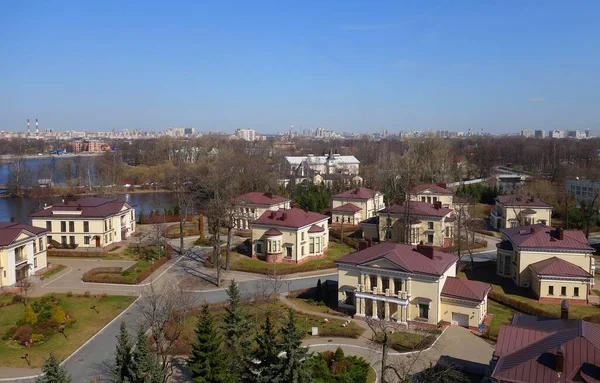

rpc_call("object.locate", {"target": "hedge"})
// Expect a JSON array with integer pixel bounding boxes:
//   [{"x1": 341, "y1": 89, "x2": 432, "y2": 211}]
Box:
[
  {"x1": 488, "y1": 290, "x2": 556, "y2": 318},
  {"x1": 329, "y1": 230, "x2": 359, "y2": 249},
  {"x1": 318, "y1": 326, "x2": 363, "y2": 339},
  {"x1": 81, "y1": 257, "x2": 168, "y2": 284},
  {"x1": 230, "y1": 261, "x2": 337, "y2": 276},
  {"x1": 48, "y1": 249, "x2": 107, "y2": 258}
]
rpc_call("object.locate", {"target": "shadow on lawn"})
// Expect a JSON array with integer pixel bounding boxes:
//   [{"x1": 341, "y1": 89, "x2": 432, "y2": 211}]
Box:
[{"x1": 463, "y1": 264, "x2": 536, "y2": 300}]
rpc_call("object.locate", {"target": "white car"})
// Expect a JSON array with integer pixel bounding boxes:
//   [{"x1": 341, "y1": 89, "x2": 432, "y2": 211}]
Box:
[{"x1": 123, "y1": 184, "x2": 132, "y2": 188}]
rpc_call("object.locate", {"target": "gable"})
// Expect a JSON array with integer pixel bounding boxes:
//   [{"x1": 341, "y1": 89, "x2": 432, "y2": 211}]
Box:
[
  {"x1": 120, "y1": 204, "x2": 131, "y2": 212},
  {"x1": 362, "y1": 258, "x2": 407, "y2": 271},
  {"x1": 16, "y1": 232, "x2": 34, "y2": 242}
]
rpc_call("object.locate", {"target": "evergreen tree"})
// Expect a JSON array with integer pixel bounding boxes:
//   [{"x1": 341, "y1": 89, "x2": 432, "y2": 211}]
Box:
[
  {"x1": 113, "y1": 321, "x2": 134, "y2": 383},
  {"x1": 131, "y1": 327, "x2": 162, "y2": 383},
  {"x1": 35, "y1": 354, "x2": 71, "y2": 383},
  {"x1": 24, "y1": 305, "x2": 38, "y2": 325},
  {"x1": 51, "y1": 306, "x2": 66, "y2": 325},
  {"x1": 252, "y1": 314, "x2": 280, "y2": 382},
  {"x1": 189, "y1": 304, "x2": 231, "y2": 383},
  {"x1": 222, "y1": 280, "x2": 252, "y2": 380},
  {"x1": 315, "y1": 279, "x2": 323, "y2": 303},
  {"x1": 274, "y1": 309, "x2": 312, "y2": 383}
]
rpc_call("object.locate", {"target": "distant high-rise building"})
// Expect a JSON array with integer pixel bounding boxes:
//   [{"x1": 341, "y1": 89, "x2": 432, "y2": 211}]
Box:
[
  {"x1": 534, "y1": 130, "x2": 546, "y2": 138},
  {"x1": 235, "y1": 128, "x2": 256, "y2": 141},
  {"x1": 549, "y1": 130, "x2": 565, "y2": 139},
  {"x1": 521, "y1": 129, "x2": 535, "y2": 138}
]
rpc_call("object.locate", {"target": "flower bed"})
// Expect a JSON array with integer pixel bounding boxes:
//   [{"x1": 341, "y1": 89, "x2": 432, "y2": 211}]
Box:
[{"x1": 82, "y1": 256, "x2": 168, "y2": 284}]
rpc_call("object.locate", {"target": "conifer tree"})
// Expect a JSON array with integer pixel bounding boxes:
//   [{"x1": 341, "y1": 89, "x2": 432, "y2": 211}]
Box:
[
  {"x1": 252, "y1": 314, "x2": 280, "y2": 382},
  {"x1": 222, "y1": 280, "x2": 251, "y2": 379},
  {"x1": 189, "y1": 304, "x2": 231, "y2": 383},
  {"x1": 113, "y1": 321, "x2": 133, "y2": 383},
  {"x1": 24, "y1": 305, "x2": 38, "y2": 325},
  {"x1": 131, "y1": 327, "x2": 162, "y2": 383},
  {"x1": 274, "y1": 309, "x2": 312, "y2": 383},
  {"x1": 35, "y1": 354, "x2": 71, "y2": 383}
]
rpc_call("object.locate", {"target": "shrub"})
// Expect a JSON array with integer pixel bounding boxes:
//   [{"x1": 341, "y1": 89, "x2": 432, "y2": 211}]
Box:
[
  {"x1": 318, "y1": 327, "x2": 362, "y2": 339},
  {"x1": 13, "y1": 325, "x2": 33, "y2": 346},
  {"x1": 30, "y1": 333, "x2": 45, "y2": 344},
  {"x1": 83, "y1": 291, "x2": 91, "y2": 298},
  {"x1": 23, "y1": 305, "x2": 38, "y2": 325},
  {"x1": 51, "y1": 306, "x2": 66, "y2": 325},
  {"x1": 12, "y1": 294, "x2": 23, "y2": 304}
]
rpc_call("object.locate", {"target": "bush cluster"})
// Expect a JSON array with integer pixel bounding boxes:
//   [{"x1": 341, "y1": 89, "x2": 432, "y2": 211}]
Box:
[
  {"x1": 82, "y1": 257, "x2": 168, "y2": 284},
  {"x1": 488, "y1": 290, "x2": 556, "y2": 318},
  {"x1": 2, "y1": 294, "x2": 75, "y2": 346}
]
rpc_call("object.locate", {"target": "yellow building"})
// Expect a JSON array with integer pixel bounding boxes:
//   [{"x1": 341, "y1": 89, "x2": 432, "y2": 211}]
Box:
[
  {"x1": 331, "y1": 187, "x2": 385, "y2": 224},
  {"x1": 409, "y1": 183, "x2": 455, "y2": 209},
  {"x1": 0, "y1": 221, "x2": 48, "y2": 287},
  {"x1": 336, "y1": 242, "x2": 490, "y2": 329},
  {"x1": 251, "y1": 207, "x2": 329, "y2": 263},
  {"x1": 234, "y1": 192, "x2": 291, "y2": 230},
  {"x1": 496, "y1": 224, "x2": 594, "y2": 303},
  {"x1": 361, "y1": 201, "x2": 455, "y2": 248},
  {"x1": 30, "y1": 197, "x2": 135, "y2": 250},
  {"x1": 490, "y1": 194, "x2": 553, "y2": 229}
]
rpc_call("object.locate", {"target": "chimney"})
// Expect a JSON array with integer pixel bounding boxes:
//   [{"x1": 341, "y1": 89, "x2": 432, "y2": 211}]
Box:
[
  {"x1": 365, "y1": 237, "x2": 372, "y2": 248},
  {"x1": 434, "y1": 201, "x2": 442, "y2": 210},
  {"x1": 560, "y1": 299, "x2": 569, "y2": 319},
  {"x1": 358, "y1": 240, "x2": 368, "y2": 251},
  {"x1": 10, "y1": 216, "x2": 15, "y2": 223},
  {"x1": 27, "y1": 119, "x2": 30, "y2": 136},
  {"x1": 35, "y1": 119, "x2": 39, "y2": 134},
  {"x1": 555, "y1": 227, "x2": 564, "y2": 240},
  {"x1": 556, "y1": 349, "x2": 564, "y2": 373},
  {"x1": 530, "y1": 226, "x2": 535, "y2": 234},
  {"x1": 416, "y1": 244, "x2": 435, "y2": 259},
  {"x1": 281, "y1": 213, "x2": 287, "y2": 221},
  {"x1": 269, "y1": 211, "x2": 276, "y2": 219},
  {"x1": 436, "y1": 183, "x2": 447, "y2": 189},
  {"x1": 264, "y1": 192, "x2": 273, "y2": 199}
]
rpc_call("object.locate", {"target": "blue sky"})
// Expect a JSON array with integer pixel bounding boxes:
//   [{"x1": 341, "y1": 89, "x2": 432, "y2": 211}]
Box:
[{"x1": 1, "y1": 1, "x2": 599, "y2": 134}]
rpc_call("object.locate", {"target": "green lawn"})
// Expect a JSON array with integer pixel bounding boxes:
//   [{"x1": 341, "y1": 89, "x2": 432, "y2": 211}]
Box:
[
  {"x1": 460, "y1": 266, "x2": 600, "y2": 318},
  {"x1": 288, "y1": 297, "x2": 332, "y2": 314},
  {"x1": 40, "y1": 264, "x2": 67, "y2": 280},
  {"x1": 230, "y1": 241, "x2": 355, "y2": 275},
  {"x1": 487, "y1": 300, "x2": 517, "y2": 340},
  {"x1": 367, "y1": 366, "x2": 376, "y2": 383},
  {"x1": 173, "y1": 300, "x2": 364, "y2": 355},
  {"x1": 0, "y1": 294, "x2": 136, "y2": 368},
  {"x1": 374, "y1": 330, "x2": 437, "y2": 352}
]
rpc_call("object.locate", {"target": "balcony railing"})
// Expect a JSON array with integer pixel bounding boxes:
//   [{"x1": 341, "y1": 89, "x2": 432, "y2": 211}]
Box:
[
  {"x1": 15, "y1": 254, "x2": 28, "y2": 264},
  {"x1": 357, "y1": 284, "x2": 409, "y2": 300}
]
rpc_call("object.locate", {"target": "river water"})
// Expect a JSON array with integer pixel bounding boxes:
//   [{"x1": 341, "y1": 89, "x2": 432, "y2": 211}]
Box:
[{"x1": 0, "y1": 192, "x2": 178, "y2": 224}]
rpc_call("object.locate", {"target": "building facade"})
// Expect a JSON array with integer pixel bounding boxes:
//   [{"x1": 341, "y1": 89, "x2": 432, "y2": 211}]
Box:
[
  {"x1": 0, "y1": 222, "x2": 48, "y2": 287},
  {"x1": 336, "y1": 242, "x2": 490, "y2": 329},
  {"x1": 566, "y1": 179, "x2": 600, "y2": 204},
  {"x1": 284, "y1": 152, "x2": 360, "y2": 177},
  {"x1": 361, "y1": 201, "x2": 455, "y2": 248},
  {"x1": 409, "y1": 183, "x2": 455, "y2": 209},
  {"x1": 234, "y1": 192, "x2": 291, "y2": 230},
  {"x1": 251, "y1": 208, "x2": 329, "y2": 263},
  {"x1": 30, "y1": 197, "x2": 135, "y2": 250},
  {"x1": 490, "y1": 195, "x2": 553, "y2": 229},
  {"x1": 235, "y1": 128, "x2": 257, "y2": 141},
  {"x1": 496, "y1": 224, "x2": 594, "y2": 303},
  {"x1": 331, "y1": 187, "x2": 385, "y2": 224}
]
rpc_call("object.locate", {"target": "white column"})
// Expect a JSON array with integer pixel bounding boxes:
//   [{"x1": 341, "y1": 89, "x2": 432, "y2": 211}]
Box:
[
  {"x1": 389, "y1": 278, "x2": 395, "y2": 295},
  {"x1": 406, "y1": 277, "x2": 411, "y2": 296},
  {"x1": 377, "y1": 275, "x2": 382, "y2": 294},
  {"x1": 384, "y1": 302, "x2": 390, "y2": 320},
  {"x1": 372, "y1": 300, "x2": 378, "y2": 318},
  {"x1": 356, "y1": 297, "x2": 363, "y2": 316},
  {"x1": 26, "y1": 243, "x2": 35, "y2": 276},
  {"x1": 365, "y1": 273, "x2": 370, "y2": 290},
  {"x1": 7, "y1": 248, "x2": 16, "y2": 285}
]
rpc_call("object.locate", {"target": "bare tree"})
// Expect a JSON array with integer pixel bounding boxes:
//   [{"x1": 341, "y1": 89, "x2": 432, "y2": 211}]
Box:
[
  {"x1": 7, "y1": 154, "x2": 31, "y2": 196},
  {"x1": 16, "y1": 276, "x2": 35, "y2": 306},
  {"x1": 138, "y1": 282, "x2": 195, "y2": 383},
  {"x1": 254, "y1": 266, "x2": 289, "y2": 302}
]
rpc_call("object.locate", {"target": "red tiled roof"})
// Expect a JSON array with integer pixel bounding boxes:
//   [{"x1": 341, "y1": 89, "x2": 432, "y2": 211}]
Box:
[
  {"x1": 308, "y1": 224, "x2": 325, "y2": 233},
  {"x1": 441, "y1": 277, "x2": 491, "y2": 302},
  {"x1": 0, "y1": 222, "x2": 48, "y2": 246},
  {"x1": 492, "y1": 319, "x2": 600, "y2": 383},
  {"x1": 331, "y1": 203, "x2": 362, "y2": 213},
  {"x1": 253, "y1": 208, "x2": 328, "y2": 229},
  {"x1": 29, "y1": 197, "x2": 132, "y2": 218},
  {"x1": 497, "y1": 194, "x2": 552, "y2": 208},
  {"x1": 335, "y1": 242, "x2": 457, "y2": 277},
  {"x1": 382, "y1": 201, "x2": 452, "y2": 218},
  {"x1": 411, "y1": 183, "x2": 454, "y2": 195},
  {"x1": 529, "y1": 257, "x2": 592, "y2": 278},
  {"x1": 237, "y1": 192, "x2": 290, "y2": 206},
  {"x1": 334, "y1": 187, "x2": 378, "y2": 200},
  {"x1": 501, "y1": 224, "x2": 594, "y2": 251},
  {"x1": 264, "y1": 228, "x2": 282, "y2": 236}
]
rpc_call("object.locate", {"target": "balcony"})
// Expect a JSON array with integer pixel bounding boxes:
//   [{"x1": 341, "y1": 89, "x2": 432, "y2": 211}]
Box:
[
  {"x1": 15, "y1": 254, "x2": 28, "y2": 265},
  {"x1": 356, "y1": 284, "x2": 410, "y2": 305}
]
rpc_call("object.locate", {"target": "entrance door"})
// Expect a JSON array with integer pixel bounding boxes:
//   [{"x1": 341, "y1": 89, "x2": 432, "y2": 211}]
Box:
[
  {"x1": 451, "y1": 312, "x2": 469, "y2": 327},
  {"x1": 95, "y1": 236, "x2": 101, "y2": 247},
  {"x1": 286, "y1": 247, "x2": 292, "y2": 259}
]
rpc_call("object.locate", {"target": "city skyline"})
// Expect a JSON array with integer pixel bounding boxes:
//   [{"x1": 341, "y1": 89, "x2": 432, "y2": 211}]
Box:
[{"x1": 1, "y1": 1, "x2": 599, "y2": 133}]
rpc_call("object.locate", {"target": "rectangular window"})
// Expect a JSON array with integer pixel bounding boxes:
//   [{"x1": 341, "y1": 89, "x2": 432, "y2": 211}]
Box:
[
  {"x1": 419, "y1": 303, "x2": 429, "y2": 319},
  {"x1": 84, "y1": 236, "x2": 90, "y2": 245},
  {"x1": 105, "y1": 220, "x2": 108, "y2": 231},
  {"x1": 427, "y1": 234, "x2": 434, "y2": 244},
  {"x1": 46, "y1": 221, "x2": 52, "y2": 230},
  {"x1": 382, "y1": 277, "x2": 390, "y2": 291},
  {"x1": 61, "y1": 221, "x2": 66, "y2": 232},
  {"x1": 574, "y1": 287, "x2": 580, "y2": 297},
  {"x1": 301, "y1": 246, "x2": 305, "y2": 256},
  {"x1": 48, "y1": 235, "x2": 52, "y2": 243},
  {"x1": 344, "y1": 291, "x2": 354, "y2": 306},
  {"x1": 395, "y1": 278, "x2": 402, "y2": 294},
  {"x1": 548, "y1": 286, "x2": 554, "y2": 295},
  {"x1": 316, "y1": 236, "x2": 321, "y2": 252},
  {"x1": 61, "y1": 236, "x2": 67, "y2": 245},
  {"x1": 34, "y1": 258, "x2": 38, "y2": 268},
  {"x1": 109, "y1": 233, "x2": 112, "y2": 242},
  {"x1": 256, "y1": 242, "x2": 263, "y2": 254},
  {"x1": 301, "y1": 232, "x2": 305, "y2": 241},
  {"x1": 561, "y1": 286, "x2": 567, "y2": 296},
  {"x1": 445, "y1": 227, "x2": 450, "y2": 237},
  {"x1": 69, "y1": 221, "x2": 74, "y2": 232},
  {"x1": 109, "y1": 220, "x2": 113, "y2": 230},
  {"x1": 69, "y1": 236, "x2": 75, "y2": 245},
  {"x1": 428, "y1": 222, "x2": 434, "y2": 230},
  {"x1": 83, "y1": 221, "x2": 89, "y2": 233},
  {"x1": 33, "y1": 242, "x2": 37, "y2": 253},
  {"x1": 309, "y1": 237, "x2": 315, "y2": 254},
  {"x1": 370, "y1": 275, "x2": 377, "y2": 289},
  {"x1": 39, "y1": 238, "x2": 43, "y2": 251}
]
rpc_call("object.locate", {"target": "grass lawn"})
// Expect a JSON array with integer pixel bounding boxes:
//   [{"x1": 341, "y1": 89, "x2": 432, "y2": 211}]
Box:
[
  {"x1": 594, "y1": 290, "x2": 600, "y2": 297},
  {"x1": 0, "y1": 294, "x2": 136, "y2": 368},
  {"x1": 460, "y1": 266, "x2": 600, "y2": 318},
  {"x1": 39, "y1": 264, "x2": 67, "y2": 280},
  {"x1": 472, "y1": 203, "x2": 493, "y2": 220},
  {"x1": 174, "y1": 300, "x2": 364, "y2": 355},
  {"x1": 230, "y1": 241, "x2": 355, "y2": 275},
  {"x1": 487, "y1": 300, "x2": 517, "y2": 340},
  {"x1": 367, "y1": 366, "x2": 376, "y2": 383},
  {"x1": 373, "y1": 330, "x2": 437, "y2": 352},
  {"x1": 166, "y1": 222, "x2": 201, "y2": 238},
  {"x1": 288, "y1": 297, "x2": 332, "y2": 314}
]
